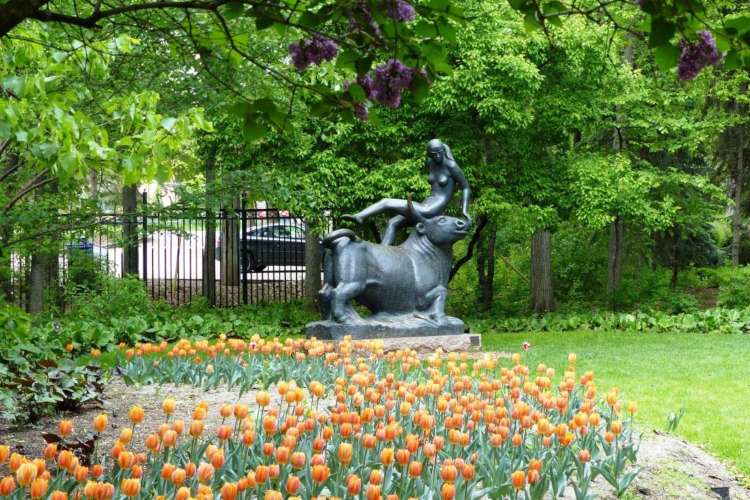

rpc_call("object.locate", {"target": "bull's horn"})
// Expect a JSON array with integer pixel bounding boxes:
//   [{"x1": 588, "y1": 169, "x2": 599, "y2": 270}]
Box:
[{"x1": 406, "y1": 193, "x2": 427, "y2": 223}]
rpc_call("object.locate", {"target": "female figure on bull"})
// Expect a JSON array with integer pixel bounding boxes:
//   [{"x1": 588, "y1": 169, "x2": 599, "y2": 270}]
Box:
[{"x1": 343, "y1": 138, "x2": 472, "y2": 245}]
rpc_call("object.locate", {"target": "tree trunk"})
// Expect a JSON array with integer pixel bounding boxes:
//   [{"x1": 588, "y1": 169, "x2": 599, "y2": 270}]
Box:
[
  {"x1": 220, "y1": 198, "x2": 241, "y2": 286},
  {"x1": 121, "y1": 185, "x2": 139, "y2": 276},
  {"x1": 531, "y1": 229, "x2": 555, "y2": 313},
  {"x1": 27, "y1": 251, "x2": 52, "y2": 314},
  {"x1": 607, "y1": 216, "x2": 625, "y2": 304},
  {"x1": 475, "y1": 221, "x2": 496, "y2": 311},
  {"x1": 671, "y1": 229, "x2": 680, "y2": 289},
  {"x1": 202, "y1": 153, "x2": 216, "y2": 306},
  {"x1": 0, "y1": 227, "x2": 12, "y2": 303},
  {"x1": 732, "y1": 127, "x2": 745, "y2": 265},
  {"x1": 304, "y1": 224, "x2": 322, "y2": 309}
]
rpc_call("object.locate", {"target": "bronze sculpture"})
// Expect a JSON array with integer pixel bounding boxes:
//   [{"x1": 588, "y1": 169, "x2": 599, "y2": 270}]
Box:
[
  {"x1": 306, "y1": 139, "x2": 471, "y2": 340},
  {"x1": 343, "y1": 139, "x2": 471, "y2": 245}
]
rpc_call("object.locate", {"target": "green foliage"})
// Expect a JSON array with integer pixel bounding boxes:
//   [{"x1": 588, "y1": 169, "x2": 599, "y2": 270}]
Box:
[
  {"x1": 474, "y1": 307, "x2": 750, "y2": 335},
  {"x1": 716, "y1": 266, "x2": 750, "y2": 308},
  {"x1": 0, "y1": 303, "x2": 104, "y2": 422}
]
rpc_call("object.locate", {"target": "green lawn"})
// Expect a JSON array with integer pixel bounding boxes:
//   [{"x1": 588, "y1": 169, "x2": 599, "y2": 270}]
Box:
[{"x1": 481, "y1": 331, "x2": 750, "y2": 478}]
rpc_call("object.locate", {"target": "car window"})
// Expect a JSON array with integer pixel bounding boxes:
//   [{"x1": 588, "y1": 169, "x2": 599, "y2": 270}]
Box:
[
  {"x1": 272, "y1": 226, "x2": 293, "y2": 237},
  {"x1": 253, "y1": 227, "x2": 271, "y2": 237},
  {"x1": 289, "y1": 226, "x2": 304, "y2": 238}
]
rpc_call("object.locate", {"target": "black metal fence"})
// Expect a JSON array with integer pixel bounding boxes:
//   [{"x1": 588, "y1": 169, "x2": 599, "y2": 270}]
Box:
[{"x1": 8, "y1": 199, "x2": 327, "y2": 309}]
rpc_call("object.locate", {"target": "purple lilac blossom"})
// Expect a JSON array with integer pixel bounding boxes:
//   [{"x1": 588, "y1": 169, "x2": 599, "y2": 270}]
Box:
[
  {"x1": 386, "y1": 0, "x2": 416, "y2": 22},
  {"x1": 288, "y1": 34, "x2": 339, "y2": 71},
  {"x1": 347, "y1": 1, "x2": 383, "y2": 38},
  {"x1": 677, "y1": 30, "x2": 722, "y2": 81},
  {"x1": 369, "y1": 59, "x2": 416, "y2": 108}
]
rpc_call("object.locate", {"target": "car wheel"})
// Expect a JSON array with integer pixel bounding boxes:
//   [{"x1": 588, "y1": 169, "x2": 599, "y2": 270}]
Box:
[{"x1": 244, "y1": 253, "x2": 265, "y2": 272}]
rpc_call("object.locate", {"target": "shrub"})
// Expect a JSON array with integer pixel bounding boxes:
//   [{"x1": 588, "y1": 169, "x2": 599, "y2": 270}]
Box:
[
  {"x1": 474, "y1": 307, "x2": 750, "y2": 335},
  {"x1": 717, "y1": 266, "x2": 750, "y2": 308},
  {"x1": 0, "y1": 304, "x2": 104, "y2": 422}
]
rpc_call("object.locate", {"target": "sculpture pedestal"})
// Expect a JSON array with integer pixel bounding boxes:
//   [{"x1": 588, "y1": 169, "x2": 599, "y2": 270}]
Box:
[{"x1": 305, "y1": 313, "x2": 465, "y2": 341}]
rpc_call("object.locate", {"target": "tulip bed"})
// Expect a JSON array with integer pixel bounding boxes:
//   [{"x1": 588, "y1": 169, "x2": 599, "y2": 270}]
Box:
[{"x1": 0, "y1": 336, "x2": 640, "y2": 499}]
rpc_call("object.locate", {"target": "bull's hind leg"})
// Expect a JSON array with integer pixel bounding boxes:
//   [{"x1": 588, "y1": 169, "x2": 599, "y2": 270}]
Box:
[
  {"x1": 330, "y1": 242, "x2": 367, "y2": 323},
  {"x1": 318, "y1": 250, "x2": 334, "y2": 320},
  {"x1": 331, "y1": 282, "x2": 366, "y2": 322}
]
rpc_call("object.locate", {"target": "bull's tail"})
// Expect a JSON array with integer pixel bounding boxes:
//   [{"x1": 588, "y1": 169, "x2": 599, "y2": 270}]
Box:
[{"x1": 322, "y1": 228, "x2": 357, "y2": 249}]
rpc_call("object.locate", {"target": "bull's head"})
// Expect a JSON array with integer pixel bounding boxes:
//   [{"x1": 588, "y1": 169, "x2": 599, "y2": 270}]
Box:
[{"x1": 407, "y1": 195, "x2": 471, "y2": 247}]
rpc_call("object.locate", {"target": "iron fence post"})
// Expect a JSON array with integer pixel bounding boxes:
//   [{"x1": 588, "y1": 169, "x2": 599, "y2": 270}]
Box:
[
  {"x1": 241, "y1": 199, "x2": 248, "y2": 305},
  {"x1": 141, "y1": 191, "x2": 148, "y2": 285}
]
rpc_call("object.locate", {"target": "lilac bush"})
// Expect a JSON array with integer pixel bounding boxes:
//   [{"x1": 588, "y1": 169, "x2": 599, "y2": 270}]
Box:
[
  {"x1": 289, "y1": 34, "x2": 339, "y2": 71},
  {"x1": 386, "y1": 0, "x2": 416, "y2": 22},
  {"x1": 678, "y1": 31, "x2": 721, "y2": 81}
]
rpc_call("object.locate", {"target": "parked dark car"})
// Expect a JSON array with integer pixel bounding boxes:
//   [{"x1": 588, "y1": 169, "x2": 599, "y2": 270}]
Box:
[{"x1": 216, "y1": 223, "x2": 308, "y2": 272}]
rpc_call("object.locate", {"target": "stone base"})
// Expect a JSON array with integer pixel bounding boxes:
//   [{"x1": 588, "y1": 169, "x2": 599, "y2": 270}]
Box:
[
  {"x1": 305, "y1": 313, "x2": 465, "y2": 341},
  {"x1": 377, "y1": 333, "x2": 481, "y2": 353}
]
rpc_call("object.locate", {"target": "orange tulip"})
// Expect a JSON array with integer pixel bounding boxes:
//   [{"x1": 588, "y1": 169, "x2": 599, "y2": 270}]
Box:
[
  {"x1": 220, "y1": 404, "x2": 234, "y2": 419},
  {"x1": 217, "y1": 425, "x2": 233, "y2": 441},
  {"x1": 43, "y1": 444, "x2": 57, "y2": 461},
  {"x1": 171, "y1": 468, "x2": 187, "y2": 486},
  {"x1": 380, "y1": 447, "x2": 394, "y2": 466},
  {"x1": 256, "y1": 391, "x2": 271, "y2": 406},
  {"x1": 511, "y1": 470, "x2": 525, "y2": 490},
  {"x1": 264, "y1": 491, "x2": 282, "y2": 500},
  {"x1": 128, "y1": 406, "x2": 145, "y2": 425},
  {"x1": 120, "y1": 478, "x2": 140, "y2": 497},
  {"x1": 197, "y1": 463, "x2": 215, "y2": 483},
  {"x1": 366, "y1": 484, "x2": 382, "y2": 500},
  {"x1": 0, "y1": 446, "x2": 8, "y2": 464},
  {"x1": 286, "y1": 475, "x2": 301, "y2": 494},
  {"x1": 311, "y1": 464, "x2": 330, "y2": 484},
  {"x1": 611, "y1": 420, "x2": 623, "y2": 435},
  {"x1": 441, "y1": 482, "x2": 456, "y2": 500},
  {"x1": 29, "y1": 478, "x2": 48, "y2": 498},
  {"x1": 291, "y1": 451, "x2": 306, "y2": 469},
  {"x1": 220, "y1": 482, "x2": 238, "y2": 500},
  {"x1": 440, "y1": 463, "x2": 458, "y2": 482},
  {"x1": 275, "y1": 446, "x2": 290, "y2": 464},
  {"x1": 16, "y1": 462, "x2": 37, "y2": 487},
  {"x1": 163, "y1": 398, "x2": 176, "y2": 415},
  {"x1": 162, "y1": 430, "x2": 178, "y2": 448},
  {"x1": 74, "y1": 466, "x2": 88, "y2": 482},
  {"x1": 338, "y1": 443, "x2": 353, "y2": 464},
  {"x1": 58, "y1": 420, "x2": 73, "y2": 437},
  {"x1": 0, "y1": 476, "x2": 15, "y2": 496},
  {"x1": 579, "y1": 449, "x2": 591, "y2": 463},
  {"x1": 347, "y1": 474, "x2": 362, "y2": 495},
  {"x1": 461, "y1": 463, "x2": 475, "y2": 481},
  {"x1": 211, "y1": 449, "x2": 225, "y2": 469},
  {"x1": 50, "y1": 490, "x2": 67, "y2": 500},
  {"x1": 408, "y1": 461, "x2": 422, "y2": 478},
  {"x1": 175, "y1": 487, "x2": 191, "y2": 500},
  {"x1": 93, "y1": 414, "x2": 108, "y2": 433}
]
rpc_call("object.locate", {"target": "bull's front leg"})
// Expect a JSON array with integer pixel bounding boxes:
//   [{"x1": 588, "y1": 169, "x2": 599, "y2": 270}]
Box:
[{"x1": 422, "y1": 285, "x2": 448, "y2": 321}]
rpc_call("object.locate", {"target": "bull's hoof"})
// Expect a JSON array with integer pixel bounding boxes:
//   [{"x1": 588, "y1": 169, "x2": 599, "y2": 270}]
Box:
[{"x1": 334, "y1": 310, "x2": 364, "y2": 324}]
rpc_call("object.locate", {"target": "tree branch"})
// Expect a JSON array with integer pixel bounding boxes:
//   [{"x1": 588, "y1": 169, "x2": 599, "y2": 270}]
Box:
[
  {"x1": 1, "y1": 0, "x2": 230, "y2": 36},
  {"x1": 3, "y1": 168, "x2": 53, "y2": 212},
  {"x1": 449, "y1": 214, "x2": 488, "y2": 281}
]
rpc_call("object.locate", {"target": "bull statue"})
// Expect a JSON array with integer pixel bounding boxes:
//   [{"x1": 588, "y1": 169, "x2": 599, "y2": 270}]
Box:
[{"x1": 306, "y1": 198, "x2": 471, "y2": 340}]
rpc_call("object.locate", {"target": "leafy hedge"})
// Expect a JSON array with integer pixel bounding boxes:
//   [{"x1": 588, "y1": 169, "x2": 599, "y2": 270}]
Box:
[{"x1": 473, "y1": 307, "x2": 750, "y2": 335}]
